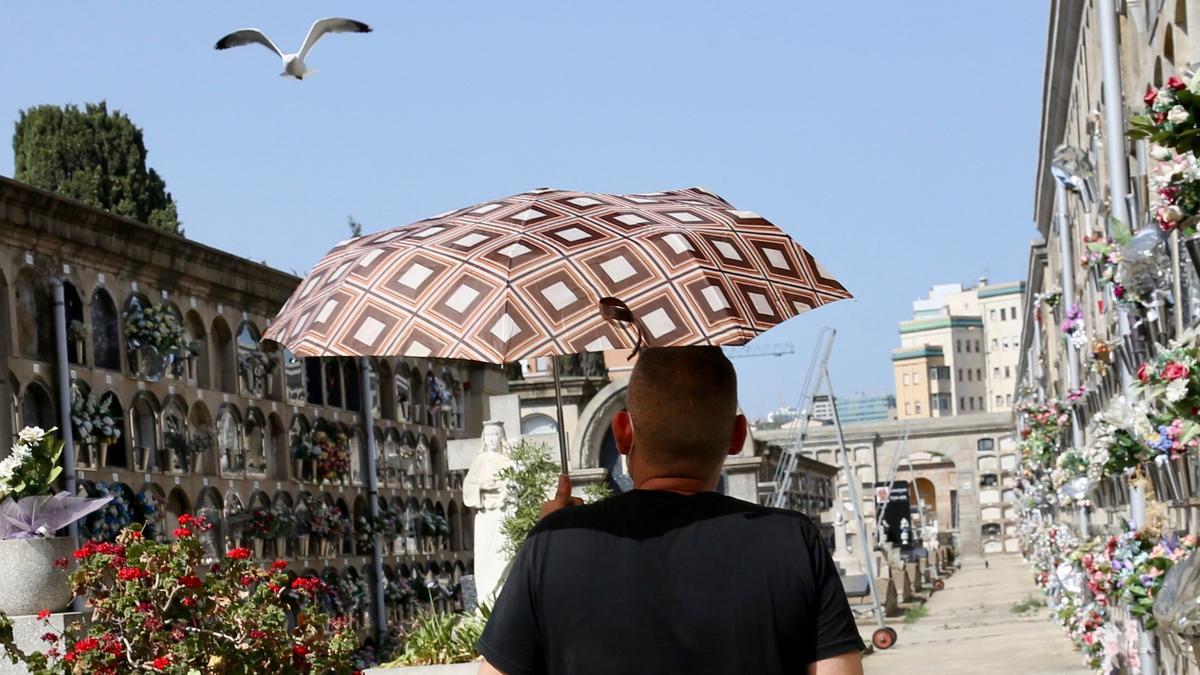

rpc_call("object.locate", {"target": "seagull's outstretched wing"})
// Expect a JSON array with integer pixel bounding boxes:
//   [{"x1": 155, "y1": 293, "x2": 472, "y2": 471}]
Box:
[
  {"x1": 214, "y1": 29, "x2": 284, "y2": 58},
  {"x1": 298, "y1": 17, "x2": 372, "y2": 60}
]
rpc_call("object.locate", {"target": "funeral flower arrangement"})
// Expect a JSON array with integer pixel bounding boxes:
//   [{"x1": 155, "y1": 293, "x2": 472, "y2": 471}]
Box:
[
  {"x1": 314, "y1": 431, "x2": 351, "y2": 483},
  {"x1": 69, "y1": 386, "x2": 121, "y2": 448},
  {"x1": 291, "y1": 431, "x2": 321, "y2": 462},
  {"x1": 1130, "y1": 76, "x2": 1200, "y2": 157},
  {"x1": 302, "y1": 501, "x2": 351, "y2": 541},
  {"x1": 84, "y1": 483, "x2": 133, "y2": 543},
  {"x1": 1080, "y1": 232, "x2": 1122, "y2": 289},
  {"x1": 246, "y1": 506, "x2": 296, "y2": 540},
  {"x1": 0, "y1": 517, "x2": 358, "y2": 673},
  {"x1": 123, "y1": 299, "x2": 194, "y2": 357},
  {"x1": 1079, "y1": 527, "x2": 1199, "y2": 629},
  {"x1": 0, "y1": 427, "x2": 111, "y2": 540}
]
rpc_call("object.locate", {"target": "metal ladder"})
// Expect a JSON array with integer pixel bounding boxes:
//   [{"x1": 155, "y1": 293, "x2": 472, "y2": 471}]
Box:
[{"x1": 767, "y1": 327, "x2": 835, "y2": 509}]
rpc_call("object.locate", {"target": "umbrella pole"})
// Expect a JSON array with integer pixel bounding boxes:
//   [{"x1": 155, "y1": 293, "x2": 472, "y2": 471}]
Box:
[{"x1": 551, "y1": 357, "x2": 570, "y2": 475}]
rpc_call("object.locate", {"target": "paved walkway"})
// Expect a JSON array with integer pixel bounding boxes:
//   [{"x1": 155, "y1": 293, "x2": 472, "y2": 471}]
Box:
[{"x1": 860, "y1": 553, "x2": 1090, "y2": 674}]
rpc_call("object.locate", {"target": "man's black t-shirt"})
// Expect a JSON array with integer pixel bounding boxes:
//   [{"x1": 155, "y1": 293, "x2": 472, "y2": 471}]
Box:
[{"x1": 477, "y1": 490, "x2": 865, "y2": 675}]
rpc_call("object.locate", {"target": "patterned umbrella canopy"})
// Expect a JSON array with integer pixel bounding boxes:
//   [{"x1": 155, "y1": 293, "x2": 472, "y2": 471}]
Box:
[{"x1": 263, "y1": 187, "x2": 851, "y2": 361}]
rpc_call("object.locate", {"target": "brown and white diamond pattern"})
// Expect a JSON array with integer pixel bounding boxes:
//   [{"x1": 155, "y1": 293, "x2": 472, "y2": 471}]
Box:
[{"x1": 265, "y1": 186, "x2": 852, "y2": 362}]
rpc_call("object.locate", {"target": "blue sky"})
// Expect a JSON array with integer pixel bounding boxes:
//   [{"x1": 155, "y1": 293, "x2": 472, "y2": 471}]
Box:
[{"x1": 0, "y1": 2, "x2": 1046, "y2": 418}]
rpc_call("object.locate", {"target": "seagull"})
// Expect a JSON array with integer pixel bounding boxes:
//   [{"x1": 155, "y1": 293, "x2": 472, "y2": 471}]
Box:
[{"x1": 214, "y1": 17, "x2": 372, "y2": 80}]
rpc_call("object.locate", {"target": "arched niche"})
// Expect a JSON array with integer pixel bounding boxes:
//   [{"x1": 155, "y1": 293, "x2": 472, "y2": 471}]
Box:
[
  {"x1": 187, "y1": 401, "x2": 214, "y2": 475},
  {"x1": 98, "y1": 391, "x2": 127, "y2": 468},
  {"x1": 0, "y1": 272, "x2": 11, "y2": 365},
  {"x1": 224, "y1": 491, "x2": 247, "y2": 551},
  {"x1": 196, "y1": 487, "x2": 225, "y2": 557},
  {"x1": 377, "y1": 360, "x2": 394, "y2": 421},
  {"x1": 521, "y1": 413, "x2": 557, "y2": 435},
  {"x1": 383, "y1": 428, "x2": 400, "y2": 487},
  {"x1": 19, "y1": 379, "x2": 56, "y2": 434},
  {"x1": 236, "y1": 321, "x2": 272, "y2": 399},
  {"x1": 289, "y1": 414, "x2": 313, "y2": 482},
  {"x1": 323, "y1": 358, "x2": 343, "y2": 408},
  {"x1": 211, "y1": 317, "x2": 237, "y2": 394},
  {"x1": 159, "y1": 303, "x2": 186, "y2": 380},
  {"x1": 283, "y1": 348, "x2": 306, "y2": 405},
  {"x1": 244, "y1": 406, "x2": 268, "y2": 476},
  {"x1": 304, "y1": 357, "x2": 324, "y2": 406},
  {"x1": 395, "y1": 362, "x2": 412, "y2": 422},
  {"x1": 14, "y1": 269, "x2": 53, "y2": 361},
  {"x1": 427, "y1": 437, "x2": 442, "y2": 490},
  {"x1": 137, "y1": 483, "x2": 167, "y2": 542},
  {"x1": 343, "y1": 358, "x2": 361, "y2": 412},
  {"x1": 165, "y1": 486, "x2": 191, "y2": 538},
  {"x1": 409, "y1": 368, "x2": 425, "y2": 424},
  {"x1": 161, "y1": 395, "x2": 188, "y2": 473},
  {"x1": 62, "y1": 281, "x2": 85, "y2": 366},
  {"x1": 447, "y1": 500, "x2": 461, "y2": 552},
  {"x1": 217, "y1": 403, "x2": 244, "y2": 476},
  {"x1": 268, "y1": 412, "x2": 287, "y2": 481},
  {"x1": 366, "y1": 360, "x2": 381, "y2": 420},
  {"x1": 129, "y1": 391, "x2": 161, "y2": 472},
  {"x1": 272, "y1": 491, "x2": 295, "y2": 557},
  {"x1": 184, "y1": 310, "x2": 209, "y2": 389}
]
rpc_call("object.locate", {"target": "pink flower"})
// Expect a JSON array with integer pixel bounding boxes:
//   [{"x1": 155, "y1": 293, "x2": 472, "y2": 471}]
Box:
[
  {"x1": 1146, "y1": 86, "x2": 1160, "y2": 106},
  {"x1": 1163, "y1": 361, "x2": 1190, "y2": 381},
  {"x1": 1169, "y1": 76, "x2": 1187, "y2": 91}
]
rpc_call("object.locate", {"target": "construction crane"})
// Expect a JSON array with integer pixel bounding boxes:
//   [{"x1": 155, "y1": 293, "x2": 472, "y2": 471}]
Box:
[{"x1": 723, "y1": 342, "x2": 795, "y2": 359}]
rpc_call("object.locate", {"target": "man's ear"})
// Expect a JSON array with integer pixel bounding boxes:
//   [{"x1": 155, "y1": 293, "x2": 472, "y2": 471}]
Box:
[
  {"x1": 612, "y1": 410, "x2": 634, "y2": 456},
  {"x1": 728, "y1": 414, "x2": 748, "y2": 456}
]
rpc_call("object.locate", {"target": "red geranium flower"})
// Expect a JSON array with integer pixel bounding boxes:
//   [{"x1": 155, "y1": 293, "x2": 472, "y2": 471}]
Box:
[
  {"x1": 177, "y1": 575, "x2": 202, "y2": 589},
  {"x1": 41, "y1": 632, "x2": 58, "y2": 643},
  {"x1": 272, "y1": 559, "x2": 288, "y2": 570},
  {"x1": 1146, "y1": 86, "x2": 1160, "y2": 105},
  {"x1": 226, "y1": 547, "x2": 252, "y2": 560},
  {"x1": 53, "y1": 557, "x2": 69, "y2": 569},
  {"x1": 1169, "y1": 76, "x2": 1187, "y2": 91},
  {"x1": 152, "y1": 656, "x2": 171, "y2": 669},
  {"x1": 117, "y1": 566, "x2": 146, "y2": 581},
  {"x1": 36, "y1": 609, "x2": 50, "y2": 620}
]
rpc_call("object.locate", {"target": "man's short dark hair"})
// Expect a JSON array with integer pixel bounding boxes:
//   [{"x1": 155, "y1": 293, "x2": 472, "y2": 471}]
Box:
[{"x1": 625, "y1": 346, "x2": 738, "y2": 464}]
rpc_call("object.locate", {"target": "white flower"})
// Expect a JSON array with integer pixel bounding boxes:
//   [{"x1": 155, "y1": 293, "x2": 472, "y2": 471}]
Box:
[
  {"x1": 1151, "y1": 145, "x2": 1174, "y2": 161},
  {"x1": 9, "y1": 443, "x2": 31, "y2": 462},
  {"x1": 1169, "y1": 105, "x2": 1191, "y2": 124},
  {"x1": 0, "y1": 456, "x2": 20, "y2": 484},
  {"x1": 17, "y1": 427, "x2": 45, "y2": 445},
  {"x1": 1164, "y1": 204, "x2": 1186, "y2": 223},
  {"x1": 1168, "y1": 378, "x2": 1190, "y2": 403}
]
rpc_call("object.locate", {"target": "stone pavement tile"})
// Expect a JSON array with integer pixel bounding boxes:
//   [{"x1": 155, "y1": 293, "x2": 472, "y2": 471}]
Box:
[{"x1": 860, "y1": 553, "x2": 1091, "y2": 674}]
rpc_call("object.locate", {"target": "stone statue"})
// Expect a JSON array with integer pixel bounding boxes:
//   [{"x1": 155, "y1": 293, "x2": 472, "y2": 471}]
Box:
[{"x1": 462, "y1": 421, "x2": 514, "y2": 603}]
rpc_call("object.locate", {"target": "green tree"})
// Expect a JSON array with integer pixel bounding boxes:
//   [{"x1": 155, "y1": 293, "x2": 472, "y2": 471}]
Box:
[{"x1": 13, "y1": 101, "x2": 182, "y2": 234}]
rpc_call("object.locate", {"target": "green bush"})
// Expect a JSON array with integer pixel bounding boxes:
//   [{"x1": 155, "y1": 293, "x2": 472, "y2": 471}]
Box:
[{"x1": 385, "y1": 610, "x2": 485, "y2": 667}]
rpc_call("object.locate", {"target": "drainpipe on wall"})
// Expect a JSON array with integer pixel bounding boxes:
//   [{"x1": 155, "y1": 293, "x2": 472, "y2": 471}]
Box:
[
  {"x1": 51, "y1": 278, "x2": 83, "y2": 614},
  {"x1": 358, "y1": 357, "x2": 387, "y2": 646},
  {"x1": 1098, "y1": 0, "x2": 1135, "y2": 399}
]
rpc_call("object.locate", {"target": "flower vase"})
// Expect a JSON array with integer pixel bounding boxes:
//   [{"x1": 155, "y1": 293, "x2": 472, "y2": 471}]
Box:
[
  {"x1": 1184, "y1": 231, "x2": 1200, "y2": 281},
  {"x1": 1175, "y1": 455, "x2": 1194, "y2": 499},
  {"x1": 76, "y1": 444, "x2": 94, "y2": 469},
  {"x1": 1165, "y1": 459, "x2": 1185, "y2": 502},
  {"x1": 274, "y1": 536, "x2": 287, "y2": 558},
  {"x1": 132, "y1": 447, "x2": 150, "y2": 472},
  {"x1": 296, "y1": 536, "x2": 310, "y2": 559},
  {"x1": 97, "y1": 443, "x2": 109, "y2": 468},
  {"x1": 292, "y1": 459, "x2": 303, "y2": 482},
  {"x1": 190, "y1": 453, "x2": 204, "y2": 474},
  {"x1": 317, "y1": 538, "x2": 330, "y2": 558},
  {"x1": 0, "y1": 537, "x2": 76, "y2": 615},
  {"x1": 252, "y1": 538, "x2": 265, "y2": 560},
  {"x1": 71, "y1": 341, "x2": 84, "y2": 365}
]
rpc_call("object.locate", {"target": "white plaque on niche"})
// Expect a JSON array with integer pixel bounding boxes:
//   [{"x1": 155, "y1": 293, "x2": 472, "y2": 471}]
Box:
[
  {"x1": 98, "y1": 273, "x2": 106, "y2": 285},
  {"x1": 62, "y1": 264, "x2": 71, "y2": 275},
  {"x1": 31, "y1": 364, "x2": 39, "y2": 374},
  {"x1": 190, "y1": 297, "x2": 197, "y2": 308},
  {"x1": 23, "y1": 253, "x2": 33, "y2": 265},
  {"x1": 131, "y1": 281, "x2": 138, "y2": 292}
]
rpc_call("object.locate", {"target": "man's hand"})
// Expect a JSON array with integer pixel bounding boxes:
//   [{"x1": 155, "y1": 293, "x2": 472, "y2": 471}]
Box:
[{"x1": 539, "y1": 473, "x2": 583, "y2": 519}]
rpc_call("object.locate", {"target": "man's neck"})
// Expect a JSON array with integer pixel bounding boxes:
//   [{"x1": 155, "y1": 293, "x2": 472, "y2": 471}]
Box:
[{"x1": 634, "y1": 475, "x2": 717, "y2": 495}]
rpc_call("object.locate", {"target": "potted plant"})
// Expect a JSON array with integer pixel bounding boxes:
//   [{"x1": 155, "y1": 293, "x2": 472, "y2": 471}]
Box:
[
  {"x1": 0, "y1": 517, "x2": 359, "y2": 673},
  {"x1": 0, "y1": 427, "x2": 110, "y2": 615}
]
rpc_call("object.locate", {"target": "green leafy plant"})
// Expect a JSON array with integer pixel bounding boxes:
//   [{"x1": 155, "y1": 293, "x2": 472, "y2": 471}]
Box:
[
  {"x1": 1010, "y1": 595, "x2": 1045, "y2": 615},
  {"x1": 497, "y1": 440, "x2": 559, "y2": 556},
  {"x1": 0, "y1": 517, "x2": 357, "y2": 673},
  {"x1": 903, "y1": 604, "x2": 928, "y2": 624},
  {"x1": 583, "y1": 480, "x2": 613, "y2": 503},
  {"x1": 385, "y1": 610, "x2": 484, "y2": 667}
]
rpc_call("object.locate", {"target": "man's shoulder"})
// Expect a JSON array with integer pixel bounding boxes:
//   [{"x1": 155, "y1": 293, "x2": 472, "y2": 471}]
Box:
[{"x1": 531, "y1": 490, "x2": 823, "y2": 538}]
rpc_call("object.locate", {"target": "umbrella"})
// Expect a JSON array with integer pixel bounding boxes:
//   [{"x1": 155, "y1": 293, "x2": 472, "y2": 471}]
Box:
[{"x1": 264, "y1": 186, "x2": 851, "y2": 473}]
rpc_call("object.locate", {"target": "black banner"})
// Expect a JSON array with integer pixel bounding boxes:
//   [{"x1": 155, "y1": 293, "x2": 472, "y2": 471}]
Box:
[{"x1": 874, "y1": 480, "x2": 914, "y2": 551}]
